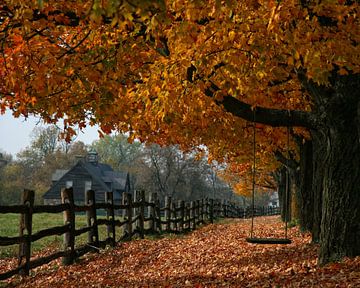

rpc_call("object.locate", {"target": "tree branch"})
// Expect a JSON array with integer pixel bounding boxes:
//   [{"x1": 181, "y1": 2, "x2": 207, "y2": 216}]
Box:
[
  {"x1": 219, "y1": 95, "x2": 317, "y2": 129},
  {"x1": 274, "y1": 150, "x2": 298, "y2": 170},
  {"x1": 57, "y1": 30, "x2": 92, "y2": 59},
  {"x1": 197, "y1": 64, "x2": 317, "y2": 129}
]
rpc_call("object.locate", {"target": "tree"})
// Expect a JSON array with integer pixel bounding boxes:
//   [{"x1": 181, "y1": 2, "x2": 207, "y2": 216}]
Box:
[
  {"x1": 0, "y1": 151, "x2": 17, "y2": 204},
  {"x1": 1, "y1": 0, "x2": 359, "y2": 265},
  {"x1": 13, "y1": 127, "x2": 88, "y2": 203},
  {"x1": 0, "y1": 162, "x2": 24, "y2": 205},
  {"x1": 90, "y1": 134, "x2": 223, "y2": 201},
  {"x1": 135, "y1": 144, "x2": 225, "y2": 201},
  {"x1": 30, "y1": 126, "x2": 60, "y2": 159},
  {"x1": 91, "y1": 133, "x2": 142, "y2": 168}
]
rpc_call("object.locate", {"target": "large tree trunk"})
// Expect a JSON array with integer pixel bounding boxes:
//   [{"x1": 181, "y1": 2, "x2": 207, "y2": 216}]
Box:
[
  {"x1": 298, "y1": 139, "x2": 314, "y2": 233},
  {"x1": 310, "y1": 131, "x2": 325, "y2": 243},
  {"x1": 319, "y1": 124, "x2": 360, "y2": 264},
  {"x1": 317, "y1": 75, "x2": 360, "y2": 265},
  {"x1": 276, "y1": 167, "x2": 291, "y2": 222},
  {"x1": 290, "y1": 169, "x2": 300, "y2": 221}
]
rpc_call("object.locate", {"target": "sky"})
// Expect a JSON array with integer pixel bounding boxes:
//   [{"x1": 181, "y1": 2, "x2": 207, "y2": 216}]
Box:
[{"x1": 0, "y1": 111, "x2": 100, "y2": 156}]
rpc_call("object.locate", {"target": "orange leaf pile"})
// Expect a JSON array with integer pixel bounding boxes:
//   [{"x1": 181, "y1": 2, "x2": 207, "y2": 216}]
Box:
[{"x1": 1, "y1": 216, "x2": 359, "y2": 287}]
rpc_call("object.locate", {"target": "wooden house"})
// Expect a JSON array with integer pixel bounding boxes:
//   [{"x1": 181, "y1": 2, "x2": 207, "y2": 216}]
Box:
[{"x1": 43, "y1": 151, "x2": 130, "y2": 205}]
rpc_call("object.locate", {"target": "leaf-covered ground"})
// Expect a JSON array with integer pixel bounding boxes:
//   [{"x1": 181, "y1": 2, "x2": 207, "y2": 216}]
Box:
[{"x1": 1, "y1": 216, "x2": 360, "y2": 287}]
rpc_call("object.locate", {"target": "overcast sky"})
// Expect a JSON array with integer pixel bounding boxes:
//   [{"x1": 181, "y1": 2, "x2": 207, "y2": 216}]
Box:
[{"x1": 0, "y1": 111, "x2": 100, "y2": 156}]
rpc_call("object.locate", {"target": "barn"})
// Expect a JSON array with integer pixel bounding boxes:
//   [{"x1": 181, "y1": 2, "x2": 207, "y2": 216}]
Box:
[{"x1": 43, "y1": 151, "x2": 130, "y2": 205}]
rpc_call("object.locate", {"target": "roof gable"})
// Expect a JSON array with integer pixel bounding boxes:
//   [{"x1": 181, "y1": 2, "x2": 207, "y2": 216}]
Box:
[{"x1": 43, "y1": 159, "x2": 129, "y2": 200}]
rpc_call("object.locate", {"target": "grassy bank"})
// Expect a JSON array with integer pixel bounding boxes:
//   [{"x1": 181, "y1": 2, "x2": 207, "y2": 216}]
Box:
[{"x1": 0, "y1": 213, "x2": 112, "y2": 258}]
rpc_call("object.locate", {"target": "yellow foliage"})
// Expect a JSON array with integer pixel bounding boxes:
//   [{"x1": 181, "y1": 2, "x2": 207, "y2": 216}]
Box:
[{"x1": 2, "y1": 0, "x2": 359, "y2": 186}]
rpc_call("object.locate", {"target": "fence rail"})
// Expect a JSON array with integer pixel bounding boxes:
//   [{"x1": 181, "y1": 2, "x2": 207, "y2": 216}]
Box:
[{"x1": 0, "y1": 188, "x2": 279, "y2": 280}]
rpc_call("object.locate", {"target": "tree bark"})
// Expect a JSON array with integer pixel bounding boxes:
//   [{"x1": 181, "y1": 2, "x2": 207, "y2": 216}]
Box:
[
  {"x1": 220, "y1": 95, "x2": 317, "y2": 128},
  {"x1": 290, "y1": 165, "x2": 300, "y2": 223},
  {"x1": 275, "y1": 167, "x2": 291, "y2": 222},
  {"x1": 318, "y1": 126, "x2": 360, "y2": 264},
  {"x1": 317, "y1": 75, "x2": 360, "y2": 265},
  {"x1": 309, "y1": 131, "x2": 324, "y2": 243},
  {"x1": 298, "y1": 139, "x2": 315, "y2": 234}
]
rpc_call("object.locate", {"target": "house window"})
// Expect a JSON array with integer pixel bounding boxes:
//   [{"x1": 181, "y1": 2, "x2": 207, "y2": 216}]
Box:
[
  {"x1": 85, "y1": 180, "x2": 92, "y2": 192},
  {"x1": 66, "y1": 180, "x2": 73, "y2": 188}
]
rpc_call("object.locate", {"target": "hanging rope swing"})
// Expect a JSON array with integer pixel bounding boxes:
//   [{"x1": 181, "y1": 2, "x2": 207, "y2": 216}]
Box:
[{"x1": 246, "y1": 108, "x2": 292, "y2": 245}]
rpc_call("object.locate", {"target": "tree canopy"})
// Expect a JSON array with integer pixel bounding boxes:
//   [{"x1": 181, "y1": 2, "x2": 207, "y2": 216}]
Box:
[{"x1": 1, "y1": 0, "x2": 358, "y2": 175}]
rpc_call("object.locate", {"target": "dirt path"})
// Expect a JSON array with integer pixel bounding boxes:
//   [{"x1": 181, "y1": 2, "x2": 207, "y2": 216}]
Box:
[{"x1": 2, "y1": 216, "x2": 360, "y2": 287}]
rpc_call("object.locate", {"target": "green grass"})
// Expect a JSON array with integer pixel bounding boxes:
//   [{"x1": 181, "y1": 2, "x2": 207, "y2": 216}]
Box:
[
  {"x1": 0, "y1": 213, "x2": 120, "y2": 259},
  {"x1": 0, "y1": 212, "x2": 218, "y2": 259}
]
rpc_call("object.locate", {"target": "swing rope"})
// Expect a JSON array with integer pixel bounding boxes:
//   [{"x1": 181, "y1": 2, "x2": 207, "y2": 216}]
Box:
[
  {"x1": 246, "y1": 108, "x2": 292, "y2": 245},
  {"x1": 250, "y1": 107, "x2": 256, "y2": 239},
  {"x1": 284, "y1": 123, "x2": 290, "y2": 239}
]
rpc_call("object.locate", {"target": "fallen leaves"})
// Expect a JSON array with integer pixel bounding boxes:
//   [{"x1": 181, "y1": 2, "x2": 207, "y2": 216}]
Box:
[{"x1": 1, "y1": 216, "x2": 359, "y2": 287}]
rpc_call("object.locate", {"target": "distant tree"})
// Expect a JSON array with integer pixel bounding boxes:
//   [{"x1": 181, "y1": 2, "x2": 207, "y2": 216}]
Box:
[
  {"x1": 91, "y1": 136, "x2": 223, "y2": 201},
  {"x1": 135, "y1": 144, "x2": 233, "y2": 201},
  {"x1": 0, "y1": 161, "x2": 23, "y2": 205},
  {"x1": 0, "y1": 152, "x2": 17, "y2": 204},
  {"x1": 7, "y1": 127, "x2": 88, "y2": 203},
  {"x1": 30, "y1": 126, "x2": 60, "y2": 160},
  {"x1": 91, "y1": 134, "x2": 143, "y2": 170}
]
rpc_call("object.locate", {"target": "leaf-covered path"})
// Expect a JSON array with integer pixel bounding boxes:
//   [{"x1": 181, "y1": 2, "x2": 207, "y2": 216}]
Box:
[{"x1": 2, "y1": 216, "x2": 360, "y2": 287}]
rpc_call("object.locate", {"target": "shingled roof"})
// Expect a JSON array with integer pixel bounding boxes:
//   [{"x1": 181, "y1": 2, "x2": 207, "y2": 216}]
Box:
[{"x1": 43, "y1": 151, "x2": 130, "y2": 203}]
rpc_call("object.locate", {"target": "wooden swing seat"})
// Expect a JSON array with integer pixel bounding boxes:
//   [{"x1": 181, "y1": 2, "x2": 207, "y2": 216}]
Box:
[{"x1": 246, "y1": 237, "x2": 292, "y2": 244}]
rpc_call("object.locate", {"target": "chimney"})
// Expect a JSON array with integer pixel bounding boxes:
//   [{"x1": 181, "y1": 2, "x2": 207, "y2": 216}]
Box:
[{"x1": 86, "y1": 150, "x2": 99, "y2": 165}]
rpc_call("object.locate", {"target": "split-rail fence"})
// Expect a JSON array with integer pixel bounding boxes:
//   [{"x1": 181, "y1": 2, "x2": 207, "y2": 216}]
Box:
[{"x1": 0, "y1": 188, "x2": 279, "y2": 280}]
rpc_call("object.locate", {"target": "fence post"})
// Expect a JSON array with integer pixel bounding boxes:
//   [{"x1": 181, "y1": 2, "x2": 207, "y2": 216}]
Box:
[
  {"x1": 18, "y1": 189, "x2": 34, "y2": 276},
  {"x1": 133, "y1": 190, "x2": 139, "y2": 230},
  {"x1": 209, "y1": 199, "x2": 214, "y2": 224},
  {"x1": 155, "y1": 195, "x2": 162, "y2": 232},
  {"x1": 105, "y1": 192, "x2": 116, "y2": 247},
  {"x1": 190, "y1": 201, "x2": 196, "y2": 230},
  {"x1": 185, "y1": 202, "x2": 190, "y2": 229},
  {"x1": 149, "y1": 193, "x2": 156, "y2": 233},
  {"x1": 124, "y1": 193, "x2": 133, "y2": 240},
  {"x1": 222, "y1": 200, "x2": 227, "y2": 218},
  {"x1": 164, "y1": 196, "x2": 171, "y2": 232},
  {"x1": 179, "y1": 200, "x2": 185, "y2": 232},
  {"x1": 229, "y1": 202, "x2": 233, "y2": 217},
  {"x1": 62, "y1": 187, "x2": 76, "y2": 265},
  {"x1": 86, "y1": 190, "x2": 99, "y2": 249},
  {"x1": 122, "y1": 191, "x2": 127, "y2": 219},
  {"x1": 200, "y1": 199, "x2": 204, "y2": 224},
  {"x1": 171, "y1": 202, "x2": 177, "y2": 232},
  {"x1": 196, "y1": 200, "x2": 200, "y2": 225},
  {"x1": 213, "y1": 200, "x2": 217, "y2": 218},
  {"x1": 151, "y1": 193, "x2": 160, "y2": 233},
  {"x1": 139, "y1": 190, "x2": 145, "y2": 239}
]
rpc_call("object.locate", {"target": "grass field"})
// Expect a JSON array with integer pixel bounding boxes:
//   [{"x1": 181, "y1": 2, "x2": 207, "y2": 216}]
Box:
[
  {"x1": 0, "y1": 209, "x2": 187, "y2": 260},
  {"x1": 0, "y1": 212, "x2": 115, "y2": 258}
]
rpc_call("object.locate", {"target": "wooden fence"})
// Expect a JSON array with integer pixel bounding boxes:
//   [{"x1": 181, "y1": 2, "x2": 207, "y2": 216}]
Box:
[{"x1": 0, "y1": 188, "x2": 279, "y2": 280}]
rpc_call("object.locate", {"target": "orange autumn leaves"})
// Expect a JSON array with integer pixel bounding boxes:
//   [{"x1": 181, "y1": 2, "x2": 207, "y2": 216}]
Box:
[
  {"x1": 2, "y1": 217, "x2": 360, "y2": 287},
  {"x1": 1, "y1": 0, "x2": 359, "y2": 191}
]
